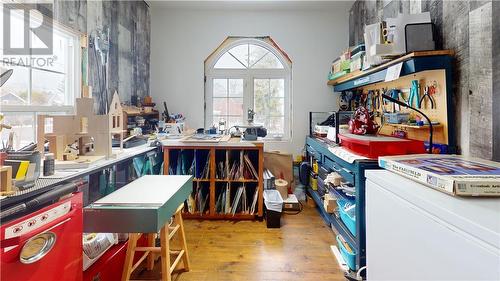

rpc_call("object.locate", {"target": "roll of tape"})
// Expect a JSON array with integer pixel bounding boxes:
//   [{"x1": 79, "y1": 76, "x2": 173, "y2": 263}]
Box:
[
  {"x1": 83, "y1": 233, "x2": 114, "y2": 259},
  {"x1": 275, "y1": 179, "x2": 288, "y2": 187}
]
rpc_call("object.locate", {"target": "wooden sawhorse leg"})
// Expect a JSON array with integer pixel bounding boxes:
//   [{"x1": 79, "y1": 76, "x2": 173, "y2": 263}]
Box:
[
  {"x1": 121, "y1": 204, "x2": 190, "y2": 281},
  {"x1": 174, "y1": 204, "x2": 190, "y2": 271}
]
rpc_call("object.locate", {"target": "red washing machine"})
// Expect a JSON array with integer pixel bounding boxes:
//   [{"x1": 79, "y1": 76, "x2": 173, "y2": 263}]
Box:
[{"x1": 0, "y1": 192, "x2": 83, "y2": 281}]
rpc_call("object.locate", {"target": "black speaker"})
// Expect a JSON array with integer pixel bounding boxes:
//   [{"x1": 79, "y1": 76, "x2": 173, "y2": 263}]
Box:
[{"x1": 405, "y1": 23, "x2": 436, "y2": 53}]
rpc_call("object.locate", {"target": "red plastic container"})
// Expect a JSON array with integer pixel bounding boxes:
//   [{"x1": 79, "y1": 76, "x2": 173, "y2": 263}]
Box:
[
  {"x1": 83, "y1": 235, "x2": 148, "y2": 281},
  {"x1": 338, "y1": 133, "x2": 425, "y2": 159}
]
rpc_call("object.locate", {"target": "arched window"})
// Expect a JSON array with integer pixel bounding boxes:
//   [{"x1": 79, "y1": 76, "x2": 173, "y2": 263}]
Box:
[{"x1": 205, "y1": 37, "x2": 292, "y2": 140}]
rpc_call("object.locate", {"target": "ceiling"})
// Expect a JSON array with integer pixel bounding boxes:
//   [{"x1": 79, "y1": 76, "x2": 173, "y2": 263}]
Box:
[{"x1": 146, "y1": 0, "x2": 354, "y2": 11}]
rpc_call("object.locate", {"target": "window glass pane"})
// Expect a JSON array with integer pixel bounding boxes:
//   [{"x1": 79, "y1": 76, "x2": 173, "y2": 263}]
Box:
[
  {"x1": 228, "y1": 44, "x2": 249, "y2": 68},
  {"x1": 227, "y1": 116, "x2": 242, "y2": 129},
  {"x1": 268, "y1": 117, "x2": 285, "y2": 135},
  {"x1": 228, "y1": 98, "x2": 243, "y2": 115},
  {"x1": 0, "y1": 65, "x2": 29, "y2": 105},
  {"x1": 270, "y1": 79, "x2": 285, "y2": 97},
  {"x1": 249, "y1": 44, "x2": 268, "y2": 67},
  {"x1": 8, "y1": 10, "x2": 24, "y2": 50},
  {"x1": 33, "y1": 32, "x2": 71, "y2": 73},
  {"x1": 213, "y1": 116, "x2": 242, "y2": 130},
  {"x1": 251, "y1": 52, "x2": 284, "y2": 69},
  {"x1": 0, "y1": 114, "x2": 35, "y2": 150},
  {"x1": 254, "y1": 114, "x2": 267, "y2": 127},
  {"x1": 30, "y1": 16, "x2": 52, "y2": 49},
  {"x1": 268, "y1": 98, "x2": 284, "y2": 116},
  {"x1": 32, "y1": 69, "x2": 66, "y2": 106},
  {"x1": 253, "y1": 79, "x2": 269, "y2": 117},
  {"x1": 228, "y1": 79, "x2": 243, "y2": 97},
  {"x1": 212, "y1": 115, "x2": 225, "y2": 127},
  {"x1": 253, "y1": 78, "x2": 285, "y2": 135},
  {"x1": 213, "y1": 79, "x2": 227, "y2": 97},
  {"x1": 214, "y1": 52, "x2": 245, "y2": 69},
  {"x1": 213, "y1": 98, "x2": 228, "y2": 116}
]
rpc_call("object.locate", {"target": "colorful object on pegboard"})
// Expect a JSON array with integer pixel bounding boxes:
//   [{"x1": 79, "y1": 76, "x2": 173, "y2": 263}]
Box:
[{"x1": 348, "y1": 106, "x2": 379, "y2": 135}]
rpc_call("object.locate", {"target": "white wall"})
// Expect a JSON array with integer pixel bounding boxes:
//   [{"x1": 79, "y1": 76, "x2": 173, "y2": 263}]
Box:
[{"x1": 150, "y1": 2, "x2": 351, "y2": 155}]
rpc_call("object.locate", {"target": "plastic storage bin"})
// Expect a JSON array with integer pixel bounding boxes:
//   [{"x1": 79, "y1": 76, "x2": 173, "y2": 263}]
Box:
[
  {"x1": 264, "y1": 190, "x2": 284, "y2": 228},
  {"x1": 384, "y1": 112, "x2": 410, "y2": 124},
  {"x1": 336, "y1": 235, "x2": 356, "y2": 271},
  {"x1": 337, "y1": 200, "x2": 356, "y2": 236},
  {"x1": 338, "y1": 133, "x2": 425, "y2": 159}
]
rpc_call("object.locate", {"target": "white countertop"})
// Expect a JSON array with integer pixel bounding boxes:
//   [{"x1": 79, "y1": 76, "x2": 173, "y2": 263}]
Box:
[
  {"x1": 366, "y1": 170, "x2": 500, "y2": 250},
  {"x1": 161, "y1": 137, "x2": 262, "y2": 148},
  {"x1": 92, "y1": 175, "x2": 192, "y2": 206}
]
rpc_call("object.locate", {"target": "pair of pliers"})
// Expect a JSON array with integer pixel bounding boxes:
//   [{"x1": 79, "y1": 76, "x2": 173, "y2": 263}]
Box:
[
  {"x1": 388, "y1": 89, "x2": 404, "y2": 112},
  {"x1": 365, "y1": 90, "x2": 374, "y2": 110},
  {"x1": 419, "y1": 86, "x2": 435, "y2": 109},
  {"x1": 408, "y1": 80, "x2": 420, "y2": 108},
  {"x1": 372, "y1": 90, "x2": 380, "y2": 110}
]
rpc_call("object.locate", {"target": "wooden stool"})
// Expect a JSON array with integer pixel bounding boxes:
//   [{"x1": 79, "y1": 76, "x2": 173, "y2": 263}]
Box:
[{"x1": 121, "y1": 204, "x2": 190, "y2": 281}]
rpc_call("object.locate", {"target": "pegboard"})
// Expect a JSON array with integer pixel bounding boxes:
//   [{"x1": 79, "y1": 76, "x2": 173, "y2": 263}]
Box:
[{"x1": 357, "y1": 69, "x2": 450, "y2": 145}]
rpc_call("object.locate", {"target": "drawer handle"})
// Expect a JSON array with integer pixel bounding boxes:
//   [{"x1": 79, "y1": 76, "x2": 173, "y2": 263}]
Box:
[{"x1": 20, "y1": 232, "x2": 57, "y2": 264}]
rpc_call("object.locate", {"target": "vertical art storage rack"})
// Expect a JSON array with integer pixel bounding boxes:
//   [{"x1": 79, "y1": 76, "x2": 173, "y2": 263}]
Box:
[{"x1": 162, "y1": 140, "x2": 264, "y2": 219}]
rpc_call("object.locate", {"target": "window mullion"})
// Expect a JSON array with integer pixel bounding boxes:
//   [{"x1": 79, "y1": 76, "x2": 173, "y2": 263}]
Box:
[
  {"x1": 28, "y1": 34, "x2": 32, "y2": 105},
  {"x1": 226, "y1": 79, "x2": 229, "y2": 120}
]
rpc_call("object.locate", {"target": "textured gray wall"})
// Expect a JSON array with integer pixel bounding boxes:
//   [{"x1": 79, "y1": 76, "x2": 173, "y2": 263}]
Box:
[
  {"x1": 349, "y1": 0, "x2": 499, "y2": 161},
  {"x1": 52, "y1": 0, "x2": 150, "y2": 114},
  {"x1": 493, "y1": 1, "x2": 500, "y2": 161}
]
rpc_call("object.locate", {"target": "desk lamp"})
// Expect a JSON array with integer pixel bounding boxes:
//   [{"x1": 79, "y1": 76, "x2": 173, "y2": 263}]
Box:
[{"x1": 382, "y1": 94, "x2": 433, "y2": 154}]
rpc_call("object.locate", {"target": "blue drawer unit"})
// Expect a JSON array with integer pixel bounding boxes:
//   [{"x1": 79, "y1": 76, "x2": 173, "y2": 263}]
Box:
[{"x1": 305, "y1": 136, "x2": 380, "y2": 271}]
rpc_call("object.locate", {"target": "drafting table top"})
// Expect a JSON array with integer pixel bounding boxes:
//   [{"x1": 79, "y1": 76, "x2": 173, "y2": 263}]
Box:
[{"x1": 84, "y1": 175, "x2": 192, "y2": 233}]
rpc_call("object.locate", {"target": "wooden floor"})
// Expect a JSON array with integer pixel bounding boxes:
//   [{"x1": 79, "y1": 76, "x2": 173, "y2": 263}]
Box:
[{"x1": 133, "y1": 203, "x2": 345, "y2": 281}]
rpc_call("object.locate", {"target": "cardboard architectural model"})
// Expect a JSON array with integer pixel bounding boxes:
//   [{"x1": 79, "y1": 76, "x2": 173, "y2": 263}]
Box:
[
  {"x1": 37, "y1": 97, "x2": 115, "y2": 159},
  {"x1": 109, "y1": 91, "x2": 124, "y2": 150}
]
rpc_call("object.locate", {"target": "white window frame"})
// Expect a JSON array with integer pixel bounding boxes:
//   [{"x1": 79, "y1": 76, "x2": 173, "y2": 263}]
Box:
[
  {"x1": 1, "y1": 8, "x2": 82, "y2": 148},
  {"x1": 205, "y1": 38, "x2": 292, "y2": 141}
]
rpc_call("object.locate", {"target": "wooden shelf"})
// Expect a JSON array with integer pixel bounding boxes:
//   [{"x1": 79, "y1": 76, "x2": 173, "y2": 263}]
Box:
[
  {"x1": 193, "y1": 178, "x2": 210, "y2": 182},
  {"x1": 215, "y1": 179, "x2": 259, "y2": 183},
  {"x1": 327, "y1": 50, "x2": 454, "y2": 89},
  {"x1": 182, "y1": 212, "x2": 256, "y2": 220},
  {"x1": 385, "y1": 123, "x2": 443, "y2": 129},
  {"x1": 123, "y1": 111, "x2": 159, "y2": 117}
]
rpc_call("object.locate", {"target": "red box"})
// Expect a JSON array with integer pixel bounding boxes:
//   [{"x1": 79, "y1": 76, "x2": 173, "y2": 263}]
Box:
[
  {"x1": 84, "y1": 236, "x2": 148, "y2": 281},
  {"x1": 338, "y1": 133, "x2": 425, "y2": 159},
  {"x1": 83, "y1": 242, "x2": 128, "y2": 281}
]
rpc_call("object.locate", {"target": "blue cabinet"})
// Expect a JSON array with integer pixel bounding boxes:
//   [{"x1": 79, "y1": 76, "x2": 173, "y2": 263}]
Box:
[{"x1": 306, "y1": 136, "x2": 380, "y2": 271}]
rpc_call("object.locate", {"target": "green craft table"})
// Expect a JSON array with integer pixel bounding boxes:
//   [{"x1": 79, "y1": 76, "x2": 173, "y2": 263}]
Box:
[{"x1": 84, "y1": 175, "x2": 192, "y2": 233}]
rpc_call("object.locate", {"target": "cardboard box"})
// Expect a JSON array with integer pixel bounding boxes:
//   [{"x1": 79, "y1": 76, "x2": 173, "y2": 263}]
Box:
[
  {"x1": 324, "y1": 193, "x2": 337, "y2": 213},
  {"x1": 379, "y1": 154, "x2": 500, "y2": 197},
  {"x1": 264, "y1": 151, "x2": 294, "y2": 192}
]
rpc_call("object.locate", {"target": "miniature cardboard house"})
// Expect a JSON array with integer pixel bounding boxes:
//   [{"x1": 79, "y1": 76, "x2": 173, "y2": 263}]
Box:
[
  {"x1": 109, "y1": 91, "x2": 124, "y2": 150},
  {"x1": 37, "y1": 97, "x2": 113, "y2": 159}
]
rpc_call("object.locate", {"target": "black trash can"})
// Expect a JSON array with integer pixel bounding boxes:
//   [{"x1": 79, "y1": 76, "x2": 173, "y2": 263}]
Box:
[{"x1": 264, "y1": 190, "x2": 283, "y2": 228}]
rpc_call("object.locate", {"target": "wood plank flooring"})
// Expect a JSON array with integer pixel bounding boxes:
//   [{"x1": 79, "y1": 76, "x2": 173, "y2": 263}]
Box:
[{"x1": 133, "y1": 203, "x2": 345, "y2": 281}]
